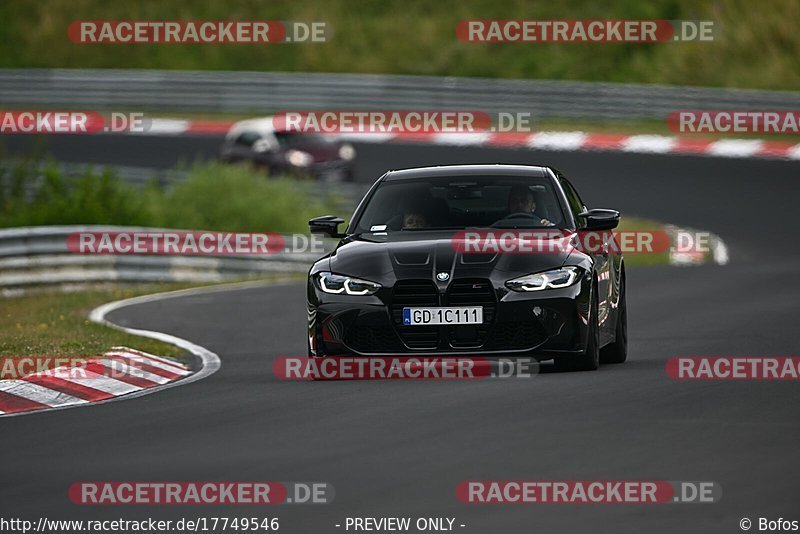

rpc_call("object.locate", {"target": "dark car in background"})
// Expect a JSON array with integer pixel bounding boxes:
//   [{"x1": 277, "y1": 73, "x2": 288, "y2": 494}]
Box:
[
  {"x1": 306, "y1": 164, "x2": 627, "y2": 371},
  {"x1": 220, "y1": 116, "x2": 356, "y2": 182}
]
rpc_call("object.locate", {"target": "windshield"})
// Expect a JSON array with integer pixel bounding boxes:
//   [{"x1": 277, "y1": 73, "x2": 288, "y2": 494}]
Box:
[
  {"x1": 353, "y1": 176, "x2": 568, "y2": 233},
  {"x1": 274, "y1": 131, "x2": 335, "y2": 147}
]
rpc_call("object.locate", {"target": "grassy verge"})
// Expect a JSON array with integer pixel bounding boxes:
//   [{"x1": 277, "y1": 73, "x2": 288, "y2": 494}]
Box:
[
  {"x1": 0, "y1": 160, "x2": 344, "y2": 231},
  {"x1": 0, "y1": 276, "x2": 305, "y2": 362},
  {"x1": 0, "y1": 284, "x2": 191, "y2": 359},
  {"x1": 1, "y1": 0, "x2": 799, "y2": 90}
]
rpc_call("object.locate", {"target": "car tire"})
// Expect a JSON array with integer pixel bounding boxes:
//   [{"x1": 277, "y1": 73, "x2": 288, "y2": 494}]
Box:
[
  {"x1": 557, "y1": 285, "x2": 600, "y2": 372},
  {"x1": 600, "y1": 275, "x2": 627, "y2": 364}
]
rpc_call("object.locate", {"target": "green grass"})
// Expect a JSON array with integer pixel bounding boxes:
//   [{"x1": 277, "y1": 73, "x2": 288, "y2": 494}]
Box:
[
  {"x1": 0, "y1": 276, "x2": 306, "y2": 363},
  {"x1": 0, "y1": 0, "x2": 798, "y2": 90},
  {"x1": 0, "y1": 160, "x2": 344, "y2": 231},
  {"x1": 0, "y1": 285, "x2": 188, "y2": 359}
]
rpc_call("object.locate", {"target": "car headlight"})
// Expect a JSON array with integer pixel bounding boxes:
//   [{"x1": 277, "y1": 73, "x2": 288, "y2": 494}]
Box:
[
  {"x1": 286, "y1": 149, "x2": 313, "y2": 167},
  {"x1": 338, "y1": 143, "x2": 356, "y2": 160},
  {"x1": 506, "y1": 267, "x2": 581, "y2": 292},
  {"x1": 317, "y1": 272, "x2": 381, "y2": 295}
]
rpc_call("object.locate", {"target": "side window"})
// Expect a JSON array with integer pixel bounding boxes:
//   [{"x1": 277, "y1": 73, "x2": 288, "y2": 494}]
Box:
[
  {"x1": 234, "y1": 131, "x2": 261, "y2": 147},
  {"x1": 559, "y1": 178, "x2": 587, "y2": 223}
]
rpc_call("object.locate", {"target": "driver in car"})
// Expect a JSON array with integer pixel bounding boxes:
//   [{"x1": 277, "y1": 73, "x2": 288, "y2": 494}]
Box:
[
  {"x1": 507, "y1": 185, "x2": 553, "y2": 226},
  {"x1": 403, "y1": 211, "x2": 429, "y2": 229}
]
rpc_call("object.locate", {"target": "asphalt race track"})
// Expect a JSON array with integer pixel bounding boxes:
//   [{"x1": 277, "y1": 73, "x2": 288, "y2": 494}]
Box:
[{"x1": 1, "y1": 134, "x2": 799, "y2": 533}]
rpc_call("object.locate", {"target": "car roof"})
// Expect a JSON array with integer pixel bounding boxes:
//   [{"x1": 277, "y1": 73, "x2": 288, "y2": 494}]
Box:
[
  {"x1": 382, "y1": 164, "x2": 551, "y2": 181},
  {"x1": 226, "y1": 116, "x2": 277, "y2": 137}
]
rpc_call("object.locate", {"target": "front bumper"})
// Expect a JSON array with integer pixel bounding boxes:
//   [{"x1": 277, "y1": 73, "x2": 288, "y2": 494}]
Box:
[{"x1": 307, "y1": 274, "x2": 592, "y2": 359}]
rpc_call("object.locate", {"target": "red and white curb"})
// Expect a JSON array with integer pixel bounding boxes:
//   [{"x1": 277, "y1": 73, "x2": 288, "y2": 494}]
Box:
[
  {"x1": 0, "y1": 284, "x2": 228, "y2": 418},
  {"x1": 138, "y1": 119, "x2": 800, "y2": 161},
  {"x1": 0, "y1": 347, "x2": 191, "y2": 416}
]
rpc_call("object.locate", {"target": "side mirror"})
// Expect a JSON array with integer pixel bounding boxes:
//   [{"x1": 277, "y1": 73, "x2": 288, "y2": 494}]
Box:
[
  {"x1": 309, "y1": 215, "x2": 346, "y2": 238},
  {"x1": 578, "y1": 209, "x2": 620, "y2": 231}
]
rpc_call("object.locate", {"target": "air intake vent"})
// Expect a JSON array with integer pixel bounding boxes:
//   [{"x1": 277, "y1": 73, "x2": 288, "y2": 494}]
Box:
[
  {"x1": 391, "y1": 280, "x2": 440, "y2": 350},
  {"x1": 445, "y1": 278, "x2": 496, "y2": 348}
]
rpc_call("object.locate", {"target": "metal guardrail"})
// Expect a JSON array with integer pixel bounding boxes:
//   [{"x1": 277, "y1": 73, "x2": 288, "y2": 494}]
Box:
[
  {"x1": 0, "y1": 225, "x2": 334, "y2": 290},
  {"x1": 1, "y1": 69, "x2": 799, "y2": 120}
]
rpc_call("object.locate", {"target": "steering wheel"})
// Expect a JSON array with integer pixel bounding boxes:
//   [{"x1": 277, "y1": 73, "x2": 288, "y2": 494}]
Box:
[{"x1": 491, "y1": 212, "x2": 540, "y2": 227}]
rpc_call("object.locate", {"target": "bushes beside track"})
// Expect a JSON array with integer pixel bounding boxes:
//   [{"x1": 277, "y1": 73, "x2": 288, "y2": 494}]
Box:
[{"x1": 0, "y1": 160, "x2": 341, "y2": 232}]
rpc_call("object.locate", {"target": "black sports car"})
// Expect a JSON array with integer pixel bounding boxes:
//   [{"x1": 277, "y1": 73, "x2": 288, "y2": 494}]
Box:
[{"x1": 307, "y1": 164, "x2": 626, "y2": 371}]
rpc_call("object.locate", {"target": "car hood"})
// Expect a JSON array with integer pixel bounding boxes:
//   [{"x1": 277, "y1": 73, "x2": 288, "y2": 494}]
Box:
[{"x1": 326, "y1": 231, "x2": 575, "y2": 284}]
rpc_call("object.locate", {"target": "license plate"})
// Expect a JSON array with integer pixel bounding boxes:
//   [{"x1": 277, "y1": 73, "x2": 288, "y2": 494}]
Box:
[{"x1": 402, "y1": 306, "x2": 483, "y2": 326}]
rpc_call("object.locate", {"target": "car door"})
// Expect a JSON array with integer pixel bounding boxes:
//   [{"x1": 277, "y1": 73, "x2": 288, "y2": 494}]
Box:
[
  {"x1": 227, "y1": 130, "x2": 263, "y2": 162},
  {"x1": 558, "y1": 175, "x2": 615, "y2": 341}
]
